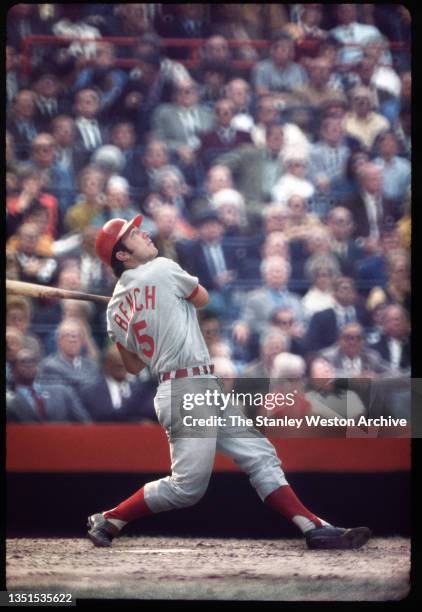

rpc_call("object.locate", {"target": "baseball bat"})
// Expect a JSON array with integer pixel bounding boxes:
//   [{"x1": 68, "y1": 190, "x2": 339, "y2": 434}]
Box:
[{"x1": 6, "y1": 279, "x2": 110, "y2": 304}]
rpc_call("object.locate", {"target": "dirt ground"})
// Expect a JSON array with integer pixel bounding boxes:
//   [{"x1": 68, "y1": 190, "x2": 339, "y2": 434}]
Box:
[{"x1": 6, "y1": 536, "x2": 410, "y2": 601}]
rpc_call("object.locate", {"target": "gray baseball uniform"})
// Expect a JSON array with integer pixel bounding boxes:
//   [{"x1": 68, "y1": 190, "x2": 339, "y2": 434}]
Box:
[{"x1": 107, "y1": 256, "x2": 288, "y2": 513}]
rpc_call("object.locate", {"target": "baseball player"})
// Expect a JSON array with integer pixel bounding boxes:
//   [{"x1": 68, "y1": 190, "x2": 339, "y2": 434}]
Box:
[{"x1": 87, "y1": 214, "x2": 371, "y2": 550}]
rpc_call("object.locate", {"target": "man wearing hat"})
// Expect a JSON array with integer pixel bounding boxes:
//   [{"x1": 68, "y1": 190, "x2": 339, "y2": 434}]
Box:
[
  {"x1": 87, "y1": 212, "x2": 371, "y2": 550},
  {"x1": 343, "y1": 86, "x2": 390, "y2": 150}
]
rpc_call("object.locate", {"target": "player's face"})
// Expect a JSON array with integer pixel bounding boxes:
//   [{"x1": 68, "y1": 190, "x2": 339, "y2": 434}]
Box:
[{"x1": 122, "y1": 226, "x2": 158, "y2": 264}]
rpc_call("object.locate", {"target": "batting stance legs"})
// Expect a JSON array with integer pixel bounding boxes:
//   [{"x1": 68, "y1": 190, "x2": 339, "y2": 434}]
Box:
[{"x1": 87, "y1": 377, "x2": 371, "y2": 549}]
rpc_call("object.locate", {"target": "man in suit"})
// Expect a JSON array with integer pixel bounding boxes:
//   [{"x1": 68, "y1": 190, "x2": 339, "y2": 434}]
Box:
[
  {"x1": 157, "y1": 4, "x2": 211, "y2": 59},
  {"x1": 6, "y1": 347, "x2": 91, "y2": 423},
  {"x1": 320, "y1": 322, "x2": 389, "y2": 378},
  {"x1": 233, "y1": 256, "x2": 304, "y2": 348},
  {"x1": 326, "y1": 206, "x2": 364, "y2": 278},
  {"x1": 81, "y1": 345, "x2": 156, "y2": 422},
  {"x1": 199, "y1": 98, "x2": 252, "y2": 169},
  {"x1": 151, "y1": 78, "x2": 215, "y2": 165},
  {"x1": 178, "y1": 209, "x2": 240, "y2": 292},
  {"x1": 344, "y1": 162, "x2": 396, "y2": 244},
  {"x1": 6, "y1": 90, "x2": 39, "y2": 160},
  {"x1": 305, "y1": 276, "x2": 368, "y2": 354},
  {"x1": 31, "y1": 67, "x2": 71, "y2": 132},
  {"x1": 38, "y1": 318, "x2": 99, "y2": 399},
  {"x1": 73, "y1": 88, "x2": 108, "y2": 166},
  {"x1": 371, "y1": 304, "x2": 410, "y2": 372}
]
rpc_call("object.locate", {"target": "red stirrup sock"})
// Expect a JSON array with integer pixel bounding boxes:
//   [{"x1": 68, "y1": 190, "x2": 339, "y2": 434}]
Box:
[
  {"x1": 103, "y1": 487, "x2": 153, "y2": 527},
  {"x1": 264, "y1": 485, "x2": 327, "y2": 533}
]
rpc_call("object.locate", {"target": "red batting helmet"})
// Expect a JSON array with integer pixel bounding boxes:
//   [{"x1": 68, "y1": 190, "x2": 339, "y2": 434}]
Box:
[{"x1": 95, "y1": 214, "x2": 143, "y2": 266}]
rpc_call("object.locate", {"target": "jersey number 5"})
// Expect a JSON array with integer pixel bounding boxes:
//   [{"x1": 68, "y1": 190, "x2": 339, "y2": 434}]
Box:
[{"x1": 133, "y1": 320, "x2": 155, "y2": 358}]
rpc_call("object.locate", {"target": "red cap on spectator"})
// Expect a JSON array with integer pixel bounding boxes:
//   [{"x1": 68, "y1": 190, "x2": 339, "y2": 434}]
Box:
[{"x1": 95, "y1": 214, "x2": 143, "y2": 267}]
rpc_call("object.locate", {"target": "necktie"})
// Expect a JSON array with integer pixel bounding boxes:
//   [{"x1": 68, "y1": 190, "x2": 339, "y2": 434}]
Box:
[{"x1": 31, "y1": 388, "x2": 47, "y2": 420}]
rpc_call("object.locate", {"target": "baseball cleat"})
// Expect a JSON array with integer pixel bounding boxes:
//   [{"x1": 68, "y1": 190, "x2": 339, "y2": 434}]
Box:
[
  {"x1": 87, "y1": 513, "x2": 120, "y2": 547},
  {"x1": 305, "y1": 525, "x2": 371, "y2": 550}
]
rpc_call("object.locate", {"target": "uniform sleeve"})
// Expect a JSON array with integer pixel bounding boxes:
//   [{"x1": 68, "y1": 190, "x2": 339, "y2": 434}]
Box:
[{"x1": 166, "y1": 259, "x2": 199, "y2": 299}]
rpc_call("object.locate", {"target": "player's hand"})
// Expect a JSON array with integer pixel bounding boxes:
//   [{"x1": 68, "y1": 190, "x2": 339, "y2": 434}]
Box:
[{"x1": 233, "y1": 322, "x2": 250, "y2": 345}]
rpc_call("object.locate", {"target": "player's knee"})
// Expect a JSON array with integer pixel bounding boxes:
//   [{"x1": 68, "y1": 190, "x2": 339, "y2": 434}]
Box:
[{"x1": 172, "y1": 479, "x2": 209, "y2": 508}]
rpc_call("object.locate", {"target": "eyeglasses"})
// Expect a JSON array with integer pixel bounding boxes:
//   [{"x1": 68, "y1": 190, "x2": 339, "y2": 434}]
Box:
[
  {"x1": 278, "y1": 319, "x2": 294, "y2": 326},
  {"x1": 33, "y1": 145, "x2": 54, "y2": 152},
  {"x1": 342, "y1": 334, "x2": 363, "y2": 341}
]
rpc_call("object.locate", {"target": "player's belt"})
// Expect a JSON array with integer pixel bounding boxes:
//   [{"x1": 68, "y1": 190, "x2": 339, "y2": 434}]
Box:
[{"x1": 158, "y1": 364, "x2": 215, "y2": 383}]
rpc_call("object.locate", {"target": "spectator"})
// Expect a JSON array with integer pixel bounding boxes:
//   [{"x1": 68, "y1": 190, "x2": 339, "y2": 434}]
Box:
[
  {"x1": 242, "y1": 328, "x2": 289, "y2": 378},
  {"x1": 7, "y1": 201, "x2": 54, "y2": 258},
  {"x1": 266, "y1": 353, "x2": 311, "y2": 421},
  {"x1": 158, "y1": 4, "x2": 211, "y2": 59},
  {"x1": 211, "y1": 189, "x2": 248, "y2": 237},
  {"x1": 178, "y1": 209, "x2": 239, "y2": 311},
  {"x1": 261, "y1": 230, "x2": 290, "y2": 259},
  {"x1": 293, "y1": 56, "x2": 346, "y2": 111},
  {"x1": 189, "y1": 164, "x2": 234, "y2": 217},
  {"x1": 305, "y1": 276, "x2": 368, "y2": 354},
  {"x1": 329, "y1": 3, "x2": 391, "y2": 70},
  {"x1": 344, "y1": 162, "x2": 395, "y2": 244},
  {"x1": 262, "y1": 204, "x2": 291, "y2": 236},
  {"x1": 80, "y1": 344, "x2": 156, "y2": 422},
  {"x1": 51, "y1": 115, "x2": 81, "y2": 214},
  {"x1": 270, "y1": 307, "x2": 306, "y2": 357},
  {"x1": 308, "y1": 117, "x2": 351, "y2": 195},
  {"x1": 31, "y1": 66, "x2": 71, "y2": 132},
  {"x1": 73, "y1": 88, "x2": 108, "y2": 163},
  {"x1": 7, "y1": 347, "x2": 91, "y2": 423},
  {"x1": 6, "y1": 45, "x2": 21, "y2": 109},
  {"x1": 72, "y1": 42, "x2": 127, "y2": 122},
  {"x1": 327, "y1": 207, "x2": 363, "y2": 277},
  {"x1": 199, "y1": 98, "x2": 252, "y2": 168},
  {"x1": 151, "y1": 203, "x2": 196, "y2": 254},
  {"x1": 64, "y1": 165, "x2": 106, "y2": 232},
  {"x1": 225, "y1": 78, "x2": 254, "y2": 133},
  {"x1": 196, "y1": 60, "x2": 232, "y2": 109},
  {"x1": 302, "y1": 254, "x2": 340, "y2": 319},
  {"x1": 395, "y1": 102, "x2": 411, "y2": 160},
  {"x1": 366, "y1": 249, "x2": 410, "y2": 314},
  {"x1": 320, "y1": 322, "x2": 388, "y2": 378},
  {"x1": 283, "y1": 4, "x2": 326, "y2": 50},
  {"x1": 199, "y1": 313, "x2": 233, "y2": 362},
  {"x1": 216, "y1": 123, "x2": 287, "y2": 215},
  {"x1": 78, "y1": 225, "x2": 115, "y2": 295},
  {"x1": 250, "y1": 93, "x2": 310, "y2": 153},
  {"x1": 151, "y1": 78, "x2": 215, "y2": 163},
  {"x1": 200, "y1": 35, "x2": 232, "y2": 63},
  {"x1": 306, "y1": 357, "x2": 366, "y2": 419},
  {"x1": 117, "y1": 49, "x2": 173, "y2": 132},
  {"x1": 370, "y1": 304, "x2": 410, "y2": 373},
  {"x1": 233, "y1": 257, "x2": 304, "y2": 346},
  {"x1": 272, "y1": 152, "x2": 315, "y2": 205},
  {"x1": 109, "y1": 121, "x2": 139, "y2": 186},
  {"x1": 356, "y1": 228, "x2": 404, "y2": 296},
  {"x1": 331, "y1": 148, "x2": 370, "y2": 204},
  {"x1": 148, "y1": 165, "x2": 192, "y2": 221},
  {"x1": 373, "y1": 131, "x2": 411, "y2": 202},
  {"x1": 91, "y1": 176, "x2": 140, "y2": 227},
  {"x1": 283, "y1": 195, "x2": 321, "y2": 242},
  {"x1": 130, "y1": 138, "x2": 171, "y2": 204},
  {"x1": 9, "y1": 222, "x2": 58, "y2": 285},
  {"x1": 343, "y1": 86, "x2": 390, "y2": 151},
  {"x1": 6, "y1": 90, "x2": 39, "y2": 160},
  {"x1": 251, "y1": 32, "x2": 308, "y2": 100},
  {"x1": 6, "y1": 326, "x2": 25, "y2": 389},
  {"x1": 38, "y1": 318, "x2": 100, "y2": 396}
]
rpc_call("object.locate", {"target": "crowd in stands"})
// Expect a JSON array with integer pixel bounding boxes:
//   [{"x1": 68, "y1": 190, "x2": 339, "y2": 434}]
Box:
[{"x1": 6, "y1": 4, "x2": 411, "y2": 425}]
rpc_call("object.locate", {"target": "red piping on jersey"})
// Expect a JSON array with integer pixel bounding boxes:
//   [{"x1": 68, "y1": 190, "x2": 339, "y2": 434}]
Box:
[{"x1": 186, "y1": 285, "x2": 199, "y2": 301}]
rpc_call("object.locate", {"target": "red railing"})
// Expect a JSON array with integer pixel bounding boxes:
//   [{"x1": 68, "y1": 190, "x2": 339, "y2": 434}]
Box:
[{"x1": 20, "y1": 35, "x2": 410, "y2": 77}]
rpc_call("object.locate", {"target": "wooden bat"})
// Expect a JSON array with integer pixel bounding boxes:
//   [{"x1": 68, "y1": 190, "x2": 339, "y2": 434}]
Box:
[{"x1": 6, "y1": 279, "x2": 110, "y2": 304}]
